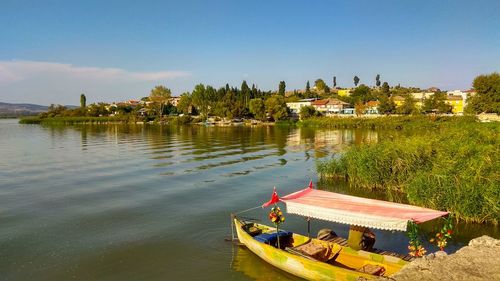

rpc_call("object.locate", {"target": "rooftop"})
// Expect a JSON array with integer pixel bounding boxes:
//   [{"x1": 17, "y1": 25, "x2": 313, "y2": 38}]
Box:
[{"x1": 446, "y1": 95, "x2": 463, "y2": 101}]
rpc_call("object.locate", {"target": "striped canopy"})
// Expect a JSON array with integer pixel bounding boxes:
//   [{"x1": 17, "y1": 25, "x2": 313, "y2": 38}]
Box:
[{"x1": 279, "y1": 187, "x2": 448, "y2": 231}]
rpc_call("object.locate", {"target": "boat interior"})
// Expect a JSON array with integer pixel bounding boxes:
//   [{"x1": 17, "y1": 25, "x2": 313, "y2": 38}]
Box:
[{"x1": 240, "y1": 221, "x2": 413, "y2": 277}]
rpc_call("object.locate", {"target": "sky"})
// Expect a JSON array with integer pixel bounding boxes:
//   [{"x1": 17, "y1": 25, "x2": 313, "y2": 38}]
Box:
[{"x1": 0, "y1": 0, "x2": 499, "y2": 105}]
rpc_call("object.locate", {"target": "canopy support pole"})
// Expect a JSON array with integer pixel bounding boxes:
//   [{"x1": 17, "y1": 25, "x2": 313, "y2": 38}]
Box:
[
  {"x1": 307, "y1": 217, "x2": 311, "y2": 238},
  {"x1": 230, "y1": 213, "x2": 235, "y2": 240}
]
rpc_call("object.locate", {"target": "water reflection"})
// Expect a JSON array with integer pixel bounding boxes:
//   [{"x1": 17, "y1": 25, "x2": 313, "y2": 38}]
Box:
[
  {"x1": 231, "y1": 245, "x2": 303, "y2": 281},
  {"x1": 65, "y1": 124, "x2": 378, "y2": 179},
  {"x1": 66, "y1": 125, "x2": 382, "y2": 175},
  {"x1": 287, "y1": 127, "x2": 380, "y2": 158}
]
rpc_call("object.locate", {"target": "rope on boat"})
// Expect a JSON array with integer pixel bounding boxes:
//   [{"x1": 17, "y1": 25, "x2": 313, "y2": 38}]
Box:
[
  {"x1": 234, "y1": 205, "x2": 262, "y2": 215},
  {"x1": 237, "y1": 216, "x2": 261, "y2": 222}
]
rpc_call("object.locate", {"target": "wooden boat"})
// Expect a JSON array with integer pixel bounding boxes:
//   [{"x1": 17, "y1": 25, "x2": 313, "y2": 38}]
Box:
[{"x1": 232, "y1": 184, "x2": 449, "y2": 280}]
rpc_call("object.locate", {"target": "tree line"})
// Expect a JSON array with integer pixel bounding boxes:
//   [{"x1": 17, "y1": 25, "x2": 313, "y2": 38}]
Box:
[
  {"x1": 39, "y1": 72, "x2": 499, "y2": 121},
  {"x1": 176, "y1": 81, "x2": 290, "y2": 121}
]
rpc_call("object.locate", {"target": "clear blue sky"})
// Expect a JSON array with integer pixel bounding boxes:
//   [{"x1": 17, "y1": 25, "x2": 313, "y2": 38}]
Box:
[{"x1": 1, "y1": 0, "x2": 499, "y2": 105}]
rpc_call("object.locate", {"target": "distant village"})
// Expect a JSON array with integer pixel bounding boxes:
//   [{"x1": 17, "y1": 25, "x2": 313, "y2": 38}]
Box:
[
  {"x1": 36, "y1": 72, "x2": 499, "y2": 122},
  {"x1": 285, "y1": 87, "x2": 471, "y2": 117},
  {"x1": 101, "y1": 86, "x2": 472, "y2": 119}
]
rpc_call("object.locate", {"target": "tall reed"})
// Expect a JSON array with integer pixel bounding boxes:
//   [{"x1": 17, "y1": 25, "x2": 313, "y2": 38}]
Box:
[
  {"x1": 317, "y1": 120, "x2": 500, "y2": 224},
  {"x1": 300, "y1": 115, "x2": 477, "y2": 130}
]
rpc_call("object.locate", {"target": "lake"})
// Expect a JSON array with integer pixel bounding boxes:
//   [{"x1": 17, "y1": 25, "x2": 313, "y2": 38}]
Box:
[{"x1": 0, "y1": 119, "x2": 497, "y2": 281}]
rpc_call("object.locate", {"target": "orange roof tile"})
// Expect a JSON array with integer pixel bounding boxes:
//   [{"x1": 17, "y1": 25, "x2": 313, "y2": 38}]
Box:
[
  {"x1": 312, "y1": 99, "x2": 329, "y2": 106},
  {"x1": 366, "y1": 100, "x2": 380, "y2": 107}
]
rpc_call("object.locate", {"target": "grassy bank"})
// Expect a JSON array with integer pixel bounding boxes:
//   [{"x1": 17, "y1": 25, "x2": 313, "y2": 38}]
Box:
[
  {"x1": 317, "y1": 120, "x2": 500, "y2": 224},
  {"x1": 19, "y1": 115, "x2": 205, "y2": 125},
  {"x1": 19, "y1": 116, "x2": 131, "y2": 124},
  {"x1": 299, "y1": 115, "x2": 478, "y2": 130}
]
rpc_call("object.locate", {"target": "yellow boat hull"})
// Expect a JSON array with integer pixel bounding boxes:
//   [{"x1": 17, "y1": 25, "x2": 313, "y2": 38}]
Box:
[{"x1": 234, "y1": 219, "x2": 408, "y2": 281}]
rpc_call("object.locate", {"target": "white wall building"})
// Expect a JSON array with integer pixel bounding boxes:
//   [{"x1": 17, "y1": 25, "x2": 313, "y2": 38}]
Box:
[
  {"x1": 286, "y1": 99, "x2": 316, "y2": 115},
  {"x1": 447, "y1": 90, "x2": 468, "y2": 104},
  {"x1": 410, "y1": 92, "x2": 435, "y2": 101}
]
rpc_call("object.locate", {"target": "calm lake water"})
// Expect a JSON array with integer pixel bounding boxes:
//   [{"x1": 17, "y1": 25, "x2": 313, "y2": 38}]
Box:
[{"x1": 0, "y1": 119, "x2": 497, "y2": 281}]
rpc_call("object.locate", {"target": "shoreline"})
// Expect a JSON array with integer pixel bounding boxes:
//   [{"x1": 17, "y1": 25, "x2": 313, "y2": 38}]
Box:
[
  {"x1": 17, "y1": 115, "x2": 287, "y2": 126},
  {"x1": 365, "y1": 236, "x2": 500, "y2": 281},
  {"x1": 18, "y1": 114, "x2": 498, "y2": 127}
]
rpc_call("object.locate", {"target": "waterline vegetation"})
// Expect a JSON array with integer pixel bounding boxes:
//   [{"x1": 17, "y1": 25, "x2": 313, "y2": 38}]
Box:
[
  {"x1": 317, "y1": 119, "x2": 500, "y2": 224},
  {"x1": 298, "y1": 115, "x2": 477, "y2": 130}
]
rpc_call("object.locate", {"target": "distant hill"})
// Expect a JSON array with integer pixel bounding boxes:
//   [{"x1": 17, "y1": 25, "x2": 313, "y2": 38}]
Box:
[{"x1": 0, "y1": 102, "x2": 48, "y2": 117}]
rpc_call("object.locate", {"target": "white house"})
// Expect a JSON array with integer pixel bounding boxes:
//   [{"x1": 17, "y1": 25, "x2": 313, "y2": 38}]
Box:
[
  {"x1": 286, "y1": 98, "x2": 317, "y2": 115},
  {"x1": 311, "y1": 99, "x2": 350, "y2": 115},
  {"x1": 410, "y1": 92, "x2": 434, "y2": 101},
  {"x1": 447, "y1": 90, "x2": 469, "y2": 105}
]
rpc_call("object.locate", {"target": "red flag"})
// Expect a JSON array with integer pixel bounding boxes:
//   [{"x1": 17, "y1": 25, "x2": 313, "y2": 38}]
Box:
[
  {"x1": 308, "y1": 180, "x2": 314, "y2": 189},
  {"x1": 262, "y1": 186, "x2": 280, "y2": 207}
]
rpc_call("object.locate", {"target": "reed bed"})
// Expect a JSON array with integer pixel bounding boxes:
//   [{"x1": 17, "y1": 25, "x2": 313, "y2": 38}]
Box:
[
  {"x1": 299, "y1": 115, "x2": 478, "y2": 130},
  {"x1": 317, "y1": 121, "x2": 500, "y2": 224}
]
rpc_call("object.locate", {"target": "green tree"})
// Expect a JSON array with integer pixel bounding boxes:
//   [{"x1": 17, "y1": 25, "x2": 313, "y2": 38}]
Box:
[
  {"x1": 381, "y1": 82, "x2": 390, "y2": 96},
  {"x1": 177, "y1": 92, "x2": 193, "y2": 114},
  {"x1": 191, "y1": 84, "x2": 211, "y2": 117},
  {"x1": 149, "y1": 85, "x2": 172, "y2": 119},
  {"x1": 314, "y1": 79, "x2": 327, "y2": 92},
  {"x1": 241, "y1": 80, "x2": 251, "y2": 107},
  {"x1": 377, "y1": 96, "x2": 396, "y2": 114},
  {"x1": 350, "y1": 84, "x2": 373, "y2": 104},
  {"x1": 354, "y1": 76, "x2": 360, "y2": 87},
  {"x1": 305, "y1": 81, "x2": 311, "y2": 98},
  {"x1": 333, "y1": 76, "x2": 337, "y2": 88},
  {"x1": 355, "y1": 102, "x2": 367, "y2": 116},
  {"x1": 251, "y1": 84, "x2": 258, "y2": 99},
  {"x1": 375, "y1": 74, "x2": 381, "y2": 87},
  {"x1": 278, "y1": 81, "x2": 286, "y2": 96},
  {"x1": 87, "y1": 103, "x2": 109, "y2": 117},
  {"x1": 80, "y1": 93, "x2": 86, "y2": 108},
  {"x1": 466, "y1": 73, "x2": 500, "y2": 114},
  {"x1": 213, "y1": 89, "x2": 233, "y2": 118},
  {"x1": 397, "y1": 95, "x2": 418, "y2": 115},
  {"x1": 299, "y1": 105, "x2": 320, "y2": 119},
  {"x1": 116, "y1": 104, "x2": 132, "y2": 115},
  {"x1": 249, "y1": 98, "x2": 266, "y2": 121},
  {"x1": 265, "y1": 95, "x2": 288, "y2": 121},
  {"x1": 422, "y1": 93, "x2": 452, "y2": 114},
  {"x1": 422, "y1": 95, "x2": 437, "y2": 113},
  {"x1": 44, "y1": 104, "x2": 68, "y2": 117}
]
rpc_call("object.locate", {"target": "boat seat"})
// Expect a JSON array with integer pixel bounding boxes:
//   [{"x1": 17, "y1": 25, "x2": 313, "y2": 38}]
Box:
[
  {"x1": 372, "y1": 249, "x2": 415, "y2": 262},
  {"x1": 356, "y1": 264, "x2": 386, "y2": 276},
  {"x1": 285, "y1": 247, "x2": 319, "y2": 261},
  {"x1": 242, "y1": 223, "x2": 262, "y2": 237},
  {"x1": 326, "y1": 236, "x2": 348, "y2": 247},
  {"x1": 292, "y1": 240, "x2": 342, "y2": 262}
]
